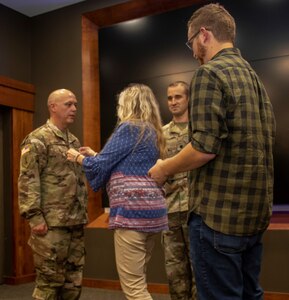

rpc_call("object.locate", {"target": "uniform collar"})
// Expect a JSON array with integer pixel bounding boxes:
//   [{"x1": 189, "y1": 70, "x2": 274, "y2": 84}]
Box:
[
  {"x1": 46, "y1": 119, "x2": 76, "y2": 143},
  {"x1": 168, "y1": 120, "x2": 188, "y2": 133}
]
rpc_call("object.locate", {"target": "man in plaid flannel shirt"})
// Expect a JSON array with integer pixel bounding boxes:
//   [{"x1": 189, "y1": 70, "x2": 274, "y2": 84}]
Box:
[{"x1": 149, "y1": 3, "x2": 276, "y2": 300}]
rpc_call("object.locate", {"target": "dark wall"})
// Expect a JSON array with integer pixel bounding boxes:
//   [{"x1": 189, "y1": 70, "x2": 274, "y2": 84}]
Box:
[
  {"x1": 30, "y1": 0, "x2": 129, "y2": 141},
  {"x1": 0, "y1": 0, "x2": 130, "y2": 283},
  {"x1": 0, "y1": 0, "x2": 127, "y2": 140},
  {"x1": 0, "y1": 1, "x2": 287, "y2": 205},
  {"x1": 99, "y1": 0, "x2": 289, "y2": 205},
  {"x1": 0, "y1": 5, "x2": 31, "y2": 279},
  {"x1": 0, "y1": 4, "x2": 31, "y2": 82},
  {"x1": 0, "y1": 0, "x2": 129, "y2": 282},
  {"x1": 0, "y1": 0, "x2": 289, "y2": 292}
]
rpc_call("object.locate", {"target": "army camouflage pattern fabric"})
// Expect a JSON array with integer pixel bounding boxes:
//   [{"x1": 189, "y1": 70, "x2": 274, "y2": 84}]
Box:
[
  {"x1": 18, "y1": 120, "x2": 88, "y2": 228},
  {"x1": 162, "y1": 212, "x2": 197, "y2": 300},
  {"x1": 29, "y1": 226, "x2": 85, "y2": 300},
  {"x1": 162, "y1": 121, "x2": 197, "y2": 300},
  {"x1": 162, "y1": 121, "x2": 189, "y2": 215},
  {"x1": 18, "y1": 120, "x2": 88, "y2": 300}
]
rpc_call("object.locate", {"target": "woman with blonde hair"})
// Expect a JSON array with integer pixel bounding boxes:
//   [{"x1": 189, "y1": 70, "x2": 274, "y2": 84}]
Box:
[{"x1": 67, "y1": 83, "x2": 168, "y2": 300}]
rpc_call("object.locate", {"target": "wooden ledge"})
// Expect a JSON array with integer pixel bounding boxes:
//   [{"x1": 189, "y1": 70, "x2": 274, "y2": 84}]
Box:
[
  {"x1": 86, "y1": 212, "x2": 109, "y2": 228},
  {"x1": 268, "y1": 213, "x2": 289, "y2": 230},
  {"x1": 87, "y1": 212, "x2": 289, "y2": 230},
  {"x1": 82, "y1": 278, "x2": 289, "y2": 299}
]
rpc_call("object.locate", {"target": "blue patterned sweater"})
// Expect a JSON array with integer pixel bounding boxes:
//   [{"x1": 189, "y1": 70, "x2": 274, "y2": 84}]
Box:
[{"x1": 82, "y1": 122, "x2": 168, "y2": 232}]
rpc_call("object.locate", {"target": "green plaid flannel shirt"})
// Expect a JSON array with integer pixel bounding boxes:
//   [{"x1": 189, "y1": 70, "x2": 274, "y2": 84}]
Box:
[{"x1": 188, "y1": 48, "x2": 276, "y2": 235}]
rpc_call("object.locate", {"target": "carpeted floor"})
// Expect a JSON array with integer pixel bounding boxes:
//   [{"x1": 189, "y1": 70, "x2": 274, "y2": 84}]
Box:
[{"x1": 0, "y1": 282, "x2": 170, "y2": 300}]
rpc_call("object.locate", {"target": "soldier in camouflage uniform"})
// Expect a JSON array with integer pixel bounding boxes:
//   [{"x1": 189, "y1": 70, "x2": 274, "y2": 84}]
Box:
[
  {"x1": 18, "y1": 89, "x2": 88, "y2": 300},
  {"x1": 162, "y1": 81, "x2": 197, "y2": 300}
]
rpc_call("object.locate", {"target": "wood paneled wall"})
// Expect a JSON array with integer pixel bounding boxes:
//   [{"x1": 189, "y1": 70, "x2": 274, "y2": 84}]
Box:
[
  {"x1": 81, "y1": 17, "x2": 103, "y2": 222},
  {"x1": 0, "y1": 76, "x2": 35, "y2": 283}
]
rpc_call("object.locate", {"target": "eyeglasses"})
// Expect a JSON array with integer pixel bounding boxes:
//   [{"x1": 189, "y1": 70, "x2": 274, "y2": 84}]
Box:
[{"x1": 185, "y1": 29, "x2": 201, "y2": 50}]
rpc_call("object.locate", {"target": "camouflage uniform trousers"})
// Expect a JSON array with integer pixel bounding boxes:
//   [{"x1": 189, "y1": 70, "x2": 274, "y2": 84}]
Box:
[
  {"x1": 162, "y1": 211, "x2": 197, "y2": 300},
  {"x1": 28, "y1": 225, "x2": 85, "y2": 300}
]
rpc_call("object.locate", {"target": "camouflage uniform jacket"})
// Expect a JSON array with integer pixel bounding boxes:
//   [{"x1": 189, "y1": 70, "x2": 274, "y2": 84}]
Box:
[
  {"x1": 163, "y1": 121, "x2": 189, "y2": 214},
  {"x1": 18, "y1": 120, "x2": 88, "y2": 228}
]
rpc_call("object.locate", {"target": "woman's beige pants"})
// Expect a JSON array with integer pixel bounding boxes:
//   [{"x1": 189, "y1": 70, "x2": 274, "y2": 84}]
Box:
[{"x1": 114, "y1": 229, "x2": 157, "y2": 300}]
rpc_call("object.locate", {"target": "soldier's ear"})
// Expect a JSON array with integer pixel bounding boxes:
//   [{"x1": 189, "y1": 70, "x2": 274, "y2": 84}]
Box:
[{"x1": 49, "y1": 102, "x2": 58, "y2": 113}]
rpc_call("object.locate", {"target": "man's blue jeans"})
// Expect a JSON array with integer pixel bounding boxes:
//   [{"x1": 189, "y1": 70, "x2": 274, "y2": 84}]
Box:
[{"x1": 189, "y1": 213, "x2": 264, "y2": 300}]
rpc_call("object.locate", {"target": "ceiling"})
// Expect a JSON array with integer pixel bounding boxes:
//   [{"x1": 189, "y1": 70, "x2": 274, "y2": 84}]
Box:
[{"x1": 0, "y1": 0, "x2": 86, "y2": 17}]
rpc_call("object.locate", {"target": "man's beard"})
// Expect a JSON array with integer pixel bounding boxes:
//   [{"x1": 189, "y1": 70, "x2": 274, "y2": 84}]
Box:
[{"x1": 196, "y1": 42, "x2": 207, "y2": 65}]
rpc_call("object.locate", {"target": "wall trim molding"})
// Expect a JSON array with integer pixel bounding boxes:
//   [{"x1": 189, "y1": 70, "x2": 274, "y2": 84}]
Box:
[
  {"x1": 82, "y1": 278, "x2": 289, "y2": 299},
  {"x1": 3, "y1": 274, "x2": 35, "y2": 285},
  {"x1": 4, "y1": 275, "x2": 289, "y2": 299},
  {"x1": 0, "y1": 76, "x2": 34, "y2": 111}
]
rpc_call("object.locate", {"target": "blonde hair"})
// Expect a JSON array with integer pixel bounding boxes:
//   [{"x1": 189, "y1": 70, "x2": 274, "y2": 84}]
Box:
[{"x1": 116, "y1": 83, "x2": 166, "y2": 158}]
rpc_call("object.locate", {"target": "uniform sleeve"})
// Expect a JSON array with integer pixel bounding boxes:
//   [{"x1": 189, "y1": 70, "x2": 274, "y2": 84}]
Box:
[
  {"x1": 18, "y1": 138, "x2": 47, "y2": 227},
  {"x1": 190, "y1": 66, "x2": 228, "y2": 154},
  {"x1": 82, "y1": 123, "x2": 138, "y2": 191}
]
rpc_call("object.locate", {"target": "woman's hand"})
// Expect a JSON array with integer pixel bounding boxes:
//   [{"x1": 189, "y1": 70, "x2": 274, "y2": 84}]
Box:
[
  {"x1": 79, "y1": 146, "x2": 97, "y2": 157},
  {"x1": 67, "y1": 148, "x2": 81, "y2": 162}
]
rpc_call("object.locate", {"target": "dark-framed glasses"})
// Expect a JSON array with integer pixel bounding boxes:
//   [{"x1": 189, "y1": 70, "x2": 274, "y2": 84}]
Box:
[{"x1": 185, "y1": 29, "x2": 201, "y2": 50}]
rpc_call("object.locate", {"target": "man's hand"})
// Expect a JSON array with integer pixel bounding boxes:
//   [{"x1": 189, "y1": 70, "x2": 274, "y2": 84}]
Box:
[
  {"x1": 79, "y1": 146, "x2": 97, "y2": 157},
  {"x1": 148, "y1": 159, "x2": 168, "y2": 186},
  {"x1": 31, "y1": 223, "x2": 48, "y2": 236}
]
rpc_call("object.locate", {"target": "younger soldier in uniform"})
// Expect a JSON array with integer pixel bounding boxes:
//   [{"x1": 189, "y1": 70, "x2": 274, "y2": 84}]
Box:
[
  {"x1": 18, "y1": 89, "x2": 88, "y2": 300},
  {"x1": 162, "y1": 81, "x2": 197, "y2": 300}
]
